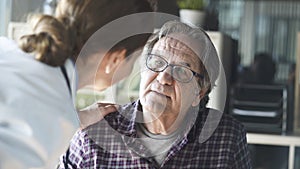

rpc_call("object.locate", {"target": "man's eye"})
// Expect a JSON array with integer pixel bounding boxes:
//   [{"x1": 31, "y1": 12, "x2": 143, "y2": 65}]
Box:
[
  {"x1": 174, "y1": 66, "x2": 191, "y2": 79},
  {"x1": 175, "y1": 67, "x2": 188, "y2": 74},
  {"x1": 154, "y1": 60, "x2": 164, "y2": 67}
]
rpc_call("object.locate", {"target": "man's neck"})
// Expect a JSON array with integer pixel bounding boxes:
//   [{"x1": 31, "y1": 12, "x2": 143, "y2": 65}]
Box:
[{"x1": 142, "y1": 112, "x2": 183, "y2": 135}]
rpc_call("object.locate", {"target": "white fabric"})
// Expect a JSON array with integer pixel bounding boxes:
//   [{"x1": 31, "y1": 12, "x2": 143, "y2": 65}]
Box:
[{"x1": 0, "y1": 37, "x2": 79, "y2": 169}]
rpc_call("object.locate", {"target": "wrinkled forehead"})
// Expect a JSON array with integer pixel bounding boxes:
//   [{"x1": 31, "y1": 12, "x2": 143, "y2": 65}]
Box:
[{"x1": 152, "y1": 36, "x2": 201, "y2": 69}]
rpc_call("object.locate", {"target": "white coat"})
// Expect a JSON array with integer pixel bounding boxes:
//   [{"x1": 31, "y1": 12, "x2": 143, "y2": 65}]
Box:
[{"x1": 0, "y1": 37, "x2": 79, "y2": 169}]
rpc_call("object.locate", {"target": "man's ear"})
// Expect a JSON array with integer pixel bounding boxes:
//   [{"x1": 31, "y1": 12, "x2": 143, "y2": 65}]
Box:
[
  {"x1": 192, "y1": 87, "x2": 208, "y2": 107},
  {"x1": 104, "y1": 49, "x2": 127, "y2": 74}
]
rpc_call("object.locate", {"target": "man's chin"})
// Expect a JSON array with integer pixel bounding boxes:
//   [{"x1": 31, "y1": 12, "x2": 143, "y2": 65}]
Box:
[{"x1": 140, "y1": 101, "x2": 167, "y2": 119}]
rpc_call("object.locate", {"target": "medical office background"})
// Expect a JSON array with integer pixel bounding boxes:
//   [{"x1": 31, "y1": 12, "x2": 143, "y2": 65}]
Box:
[{"x1": 1, "y1": 0, "x2": 300, "y2": 169}]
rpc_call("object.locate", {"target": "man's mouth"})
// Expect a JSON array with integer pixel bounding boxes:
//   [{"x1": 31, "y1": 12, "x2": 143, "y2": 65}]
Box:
[{"x1": 152, "y1": 90, "x2": 171, "y2": 99}]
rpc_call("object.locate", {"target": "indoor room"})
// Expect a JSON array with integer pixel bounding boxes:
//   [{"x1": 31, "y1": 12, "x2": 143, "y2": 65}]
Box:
[{"x1": 0, "y1": 0, "x2": 300, "y2": 169}]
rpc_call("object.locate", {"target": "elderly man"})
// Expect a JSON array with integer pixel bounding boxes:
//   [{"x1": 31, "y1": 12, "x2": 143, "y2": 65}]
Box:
[{"x1": 59, "y1": 21, "x2": 251, "y2": 169}]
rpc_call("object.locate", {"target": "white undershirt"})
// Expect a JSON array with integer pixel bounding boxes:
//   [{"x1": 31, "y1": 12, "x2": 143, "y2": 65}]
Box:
[{"x1": 136, "y1": 123, "x2": 179, "y2": 166}]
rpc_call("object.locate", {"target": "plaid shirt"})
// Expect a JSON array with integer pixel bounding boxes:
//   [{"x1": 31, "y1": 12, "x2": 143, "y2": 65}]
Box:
[{"x1": 58, "y1": 101, "x2": 251, "y2": 169}]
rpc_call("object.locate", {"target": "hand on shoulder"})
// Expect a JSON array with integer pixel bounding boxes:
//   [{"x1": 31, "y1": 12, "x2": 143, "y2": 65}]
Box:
[{"x1": 78, "y1": 102, "x2": 119, "y2": 129}]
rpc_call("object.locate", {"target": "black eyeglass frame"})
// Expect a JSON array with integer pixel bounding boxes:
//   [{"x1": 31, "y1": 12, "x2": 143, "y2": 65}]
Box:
[{"x1": 146, "y1": 54, "x2": 204, "y2": 83}]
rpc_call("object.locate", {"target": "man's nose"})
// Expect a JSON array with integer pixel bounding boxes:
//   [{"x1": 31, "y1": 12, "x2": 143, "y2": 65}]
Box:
[{"x1": 156, "y1": 66, "x2": 174, "y2": 85}]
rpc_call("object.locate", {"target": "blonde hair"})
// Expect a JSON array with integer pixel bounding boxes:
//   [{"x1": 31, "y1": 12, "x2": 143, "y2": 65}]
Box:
[
  {"x1": 19, "y1": 14, "x2": 70, "y2": 66},
  {"x1": 19, "y1": 0, "x2": 156, "y2": 67}
]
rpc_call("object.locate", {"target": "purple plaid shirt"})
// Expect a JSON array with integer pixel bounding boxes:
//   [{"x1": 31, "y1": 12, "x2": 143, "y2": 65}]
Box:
[{"x1": 58, "y1": 101, "x2": 251, "y2": 169}]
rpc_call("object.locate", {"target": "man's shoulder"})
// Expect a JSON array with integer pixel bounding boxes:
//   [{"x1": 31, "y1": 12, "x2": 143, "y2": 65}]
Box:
[
  {"x1": 82, "y1": 101, "x2": 138, "y2": 136},
  {"x1": 200, "y1": 108, "x2": 246, "y2": 137},
  {"x1": 216, "y1": 110, "x2": 247, "y2": 138},
  {"x1": 220, "y1": 112, "x2": 245, "y2": 129}
]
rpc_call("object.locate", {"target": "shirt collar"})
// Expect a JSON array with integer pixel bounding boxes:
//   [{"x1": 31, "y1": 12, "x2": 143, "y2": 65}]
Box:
[{"x1": 117, "y1": 100, "x2": 202, "y2": 140}]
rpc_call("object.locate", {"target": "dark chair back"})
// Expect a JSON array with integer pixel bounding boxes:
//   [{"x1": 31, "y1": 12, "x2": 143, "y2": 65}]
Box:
[{"x1": 229, "y1": 84, "x2": 287, "y2": 134}]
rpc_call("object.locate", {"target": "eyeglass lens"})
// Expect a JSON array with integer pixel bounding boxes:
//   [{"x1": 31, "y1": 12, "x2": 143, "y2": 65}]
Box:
[{"x1": 146, "y1": 54, "x2": 195, "y2": 82}]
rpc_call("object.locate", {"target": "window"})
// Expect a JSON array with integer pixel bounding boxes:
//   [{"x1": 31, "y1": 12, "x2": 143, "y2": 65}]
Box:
[
  {"x1": 0, "y1": 0, "x2": 12, "y2": 36},
  {"x1": 211, "y1": 0, "x2": 300, "y2": 82}
]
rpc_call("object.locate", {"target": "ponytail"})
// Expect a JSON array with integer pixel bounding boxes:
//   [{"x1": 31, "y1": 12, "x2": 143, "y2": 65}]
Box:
[
  {"x1": 19, "y1": 15, "x2": 72, "y2": 67},
  {"x1": 19, "y1": 0, "x2": 157, "y2": 66}
]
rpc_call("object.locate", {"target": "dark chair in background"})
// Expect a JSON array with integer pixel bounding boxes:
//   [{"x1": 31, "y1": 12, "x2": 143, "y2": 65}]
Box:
[{"x1": 229, "y1": 84, "x2": 288, "y2": 134}]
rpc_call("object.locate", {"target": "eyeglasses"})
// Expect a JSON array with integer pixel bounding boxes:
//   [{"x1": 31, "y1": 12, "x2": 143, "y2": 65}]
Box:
[{"x1": 146, "y1": 54, "x2": 204, "y2": 83}]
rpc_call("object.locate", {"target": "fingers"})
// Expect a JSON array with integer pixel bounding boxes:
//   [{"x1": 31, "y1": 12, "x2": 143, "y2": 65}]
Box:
[
  {"x1": 78, "y1": 102, "x2": 119, "y2": 129},
  {"x1": 97, "y1": 105, "x2": 118, "y2": 117},
  {"x1": 96, "y1": 102, "x2": 119, "y2": 116}
]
